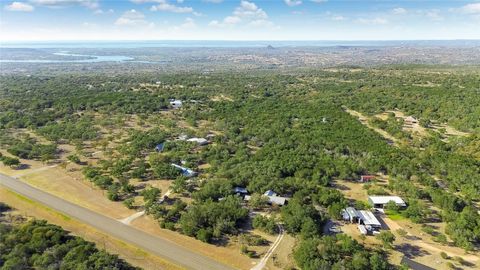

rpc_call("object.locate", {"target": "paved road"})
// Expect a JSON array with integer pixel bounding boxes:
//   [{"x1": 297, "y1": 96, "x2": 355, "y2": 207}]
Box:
[{"x1": 0, "y1": 173, "x2": 236, "y2": 270}]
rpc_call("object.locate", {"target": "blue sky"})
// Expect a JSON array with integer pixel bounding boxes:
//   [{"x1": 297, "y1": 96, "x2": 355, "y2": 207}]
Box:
[{"x1": 1, "y1": 0, "x2": 480, "y2": 41}]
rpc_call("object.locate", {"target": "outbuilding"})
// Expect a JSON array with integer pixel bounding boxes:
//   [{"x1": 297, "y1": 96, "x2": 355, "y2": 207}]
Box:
[
  {"x1": 358, "y1": 210, "x2": 382, "y2": 231},
  {"x1": 264, "y1": 190, "x2": 277, "y2": 197},
  {"x1": 171, "y1": 163, "x2": 197, "y2": 177},
  {"x1": 359, "y1": 175, "x2": 375, "y2": 182},
  {"x1": 233, "y1": 187, "x2": 248, "y2": 195},
  {"x1": 342, "y1": 207, "x2": 360, "y2": 223},
  {"x1": 187, "y1": 138, "x2": 208, "y2": 146},
  {"x1": 170, "y1": 99, "x2": 183, "y2": 109},
  {"x1": 368, "y1": 196, "x2": 406, "y2": 209}
]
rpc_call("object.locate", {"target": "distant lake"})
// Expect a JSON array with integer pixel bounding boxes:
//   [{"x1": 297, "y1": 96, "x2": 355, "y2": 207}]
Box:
[{"x1": 0, "y1": 52, "x2": 135, "y2": 63}]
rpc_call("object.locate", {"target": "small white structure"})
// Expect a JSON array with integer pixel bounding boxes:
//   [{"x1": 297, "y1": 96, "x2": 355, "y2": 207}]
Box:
[
  {"x1": 263, "y1": 190, "x2": 277, "y2": 197},
  {"x1": 405, "y1": 116, "x2": 418, "y2": 124},
  {"x1": 170, "y1": 99, "x2": 183, "y2": 109},
  {"x1": 368, "y1": 196, "x2": 406, "y2": 209},
  {"x1": 177, "y1": 134, "x2": 188, "y2": 141},
  {"x1": 233, "y1": 187, "x2": 248, "y2": 195},
  {"x1": 186, "y1": 137, "x2": 208, "y2": 146},
  {"x1": 358, "y1": 225, "x2": 368, "y2": 235},
  {"x1": 171, "y1": 163, "x2": 197, "y2": 177},
  {"x1": 342, "y1": 207, "x2": 360, "y2": 223},
  {"x1": 268, "y1": 196, "x2": 287, "y2": 206},
  {"x1": 358, "y1": 210, "x2": 382, "y2": 231},
  {"x1": 244, "y1": 191, "x2": 289, "y2": 206}
]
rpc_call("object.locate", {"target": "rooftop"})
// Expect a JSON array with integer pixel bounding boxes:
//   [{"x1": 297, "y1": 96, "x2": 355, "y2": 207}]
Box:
[
  {"x1": 358, "y1": 210, "x2": 382, "y2": 227},
  {"x1": 345, "y1": 207, "x2": 359, "y2": 218},
  {"x1": 187, "y1": 138, "x2": 208, "y2": 145},
  {"x1": 368, "y1": 196, "x2": 406, "y2": 206},
  {"x1": 264, "y1": 190, "x2": 277, "y2": 197}
]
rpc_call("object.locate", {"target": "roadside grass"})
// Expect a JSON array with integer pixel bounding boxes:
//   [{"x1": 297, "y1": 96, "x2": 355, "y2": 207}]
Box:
[
  {"x1": 0, "y1": 187, "x2": 183, "y2": 270},
  {"x1": 6, "y1": 189, "x2": 71, "y2": 221}
]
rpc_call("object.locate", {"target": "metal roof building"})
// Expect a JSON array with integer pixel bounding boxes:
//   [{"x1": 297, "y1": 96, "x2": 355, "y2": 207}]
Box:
[
  {"x1": 358, "y1": 210, "x2": 382, "y2": 228},
  {"x1": 342, "y1": 207, "x2": 359, "y2": 223},
  {"x1": 368, "y1": 196, "x2": 406, "y2": 208},
  {"x1": 171, "y1": 163, "x2": 197, "y2": 177},
  {"x1": 186, "y1": 138, "x2": 208, "y2": 145}
]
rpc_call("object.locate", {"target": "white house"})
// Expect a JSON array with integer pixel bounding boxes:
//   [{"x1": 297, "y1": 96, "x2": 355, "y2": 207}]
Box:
[
  {"x1": 171, "y1": 163, "x2": 197, "y2": 177},
  {"x1": 244, "y1": 190, "x2": 289, "y2": 206},
  {"x1": 170, "y1": 99, "x2": 182, "y2": 109},
  {"x1": 186, "y1": 137, "x2": 208, "y2": 146}
]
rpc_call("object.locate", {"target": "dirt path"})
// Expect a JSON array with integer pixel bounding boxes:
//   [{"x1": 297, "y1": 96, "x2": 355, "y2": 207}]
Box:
[
  {"x1": 12, "y1": 164, "x2": 59, "y2": 177},
  {"x1": 383, "y1": 217, "x2": 479, "y2": 263},
  {"x1": 250, "y1": 225, "x2": 285, "y2": 270},
  {"x1": 344, "y1": 108, "x2": 400, "y2": 147},
  {"x1": 119, "y1": 211, "x2": 145, "y2": 225}
]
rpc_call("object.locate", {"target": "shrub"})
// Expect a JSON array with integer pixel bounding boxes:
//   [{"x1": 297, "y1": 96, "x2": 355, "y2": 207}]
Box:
[
  {"x1": 440, "y1": 252, "x2": 449, "y2": 260},
  {"x1": 196, "y1": 228, "x2": 212, "y2": 243}
]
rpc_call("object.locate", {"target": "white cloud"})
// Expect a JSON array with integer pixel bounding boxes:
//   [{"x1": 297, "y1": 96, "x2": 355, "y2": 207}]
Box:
[
  {"x1": 355, "y1": 17, "x2": 388, "y2": 25},
  {"x1": 94, "y1": 8, "x2": 113, "y2": 14},
  {"x1": 150, "y1": 1, "x2": 193, "y2": 13},
  {"x1": 29, "y1": 0, "x2": 99, "y2": 9},
  {"x1": 425, "y1": 9, "x2": 443, "y2": 21},
  {"x1": 392, "y1": 7, "x2": 407, "y2": 15},
  {"x1": 209, "y1": 0, "x2": 272, "y2": 27},
  {"x1": 115, "y1": 9, "x2": 151, "y2": 26},
  {"x1": 132, "y1": 0, "x2": 195, "y2": 14},
  {"x1": 284, "y1": 0, "x2": 302, "y2": 7},
  {"x1": 332, "y1": 15, "x2": 346, "y2": 21},
  {"x1": 180, "y1": 17, "x2": 195, "y2": 28},
  {"x1": 5, "y1": 2, "x2": 34, "y2": 11},
  {"x1": 456, "y1": 3, "x2": 480, "y2": 14},
  {"x1": 82, "y1": 22, "x2": 96, "y2": 27}
]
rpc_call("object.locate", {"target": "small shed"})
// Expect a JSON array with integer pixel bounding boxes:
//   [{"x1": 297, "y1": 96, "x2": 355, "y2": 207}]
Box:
[
  {"x1": 268, "y1": 196, "x2": 288, "y2": 206},
  {"x1": 187, "y1": 138, "x2": 208, "y2": 146},
  {"x1": 264, "y1": 190, "x2": 277, "y2": 197},
  {"x1": 233, "y1": 187, "x2": 248, "y2": 195},
  {"x1": 360, "y1": 175, "x2": 375, "y2": 182},
  {"x1": 171, "y1": 163, "x2": 197, "y2": 177},
  {"x1": 170, "y1": 100, "x2": 183, "y2": 109},
  {"x1": 358, "y1": 225, "x2": 368, "y2": 235},
  {"x1": 405, "y1": 116, "x2": 418, "y2": 124}
]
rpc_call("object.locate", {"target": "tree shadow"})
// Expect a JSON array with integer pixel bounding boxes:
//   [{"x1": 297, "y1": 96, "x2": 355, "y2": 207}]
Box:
[
  {"x1": 16, "y1": 163, "x2": 31, "y2": 170},
  {"x1": 396, "y1": 243, "x2": 430, "y2": 259},
  {"x1": 405, "y1": 235, "x2": 421, "y2": 241},
  {"x1": 333, "y1": 183, "x2": 350, "y2": 191}
]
